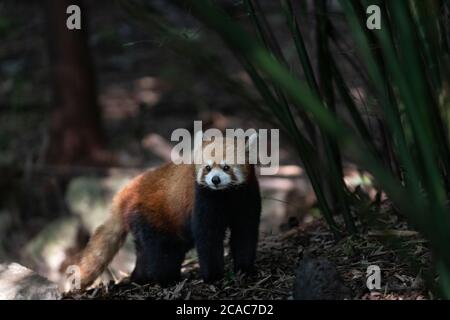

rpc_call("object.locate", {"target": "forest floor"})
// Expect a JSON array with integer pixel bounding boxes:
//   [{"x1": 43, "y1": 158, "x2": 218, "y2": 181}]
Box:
[{"x1": 65, "y1": 209, "x2": 431, "y2": 300}]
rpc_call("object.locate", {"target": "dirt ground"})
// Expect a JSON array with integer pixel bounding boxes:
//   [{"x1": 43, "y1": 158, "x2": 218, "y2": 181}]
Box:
[{"x1": 65, "y1": 207, "x2": 431, "y2": 300}]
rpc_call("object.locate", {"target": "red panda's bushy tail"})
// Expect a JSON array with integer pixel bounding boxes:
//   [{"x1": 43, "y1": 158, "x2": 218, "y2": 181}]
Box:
[{"x1": 77, "y1": 205, "x2": 127, "y2": 290}]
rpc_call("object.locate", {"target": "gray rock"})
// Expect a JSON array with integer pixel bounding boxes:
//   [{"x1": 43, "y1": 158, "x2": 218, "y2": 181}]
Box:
[
  {"x1": 0, "y1": 263, "x2": 61, "y2": 300},
  {"x1": 66, "y1": 175, "x2": 130, "y2": 232},
  {"x1": 293, "y1": 256, "x2": 352, "y2": 300},
  {"x1": 23, "y1": 216, "x2": 81, "y2": 279}
]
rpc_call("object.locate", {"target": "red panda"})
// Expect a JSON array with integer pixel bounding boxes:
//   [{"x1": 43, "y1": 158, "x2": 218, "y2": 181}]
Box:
[{"x1": 76, "y1": 133, "x2": 261, "y2": 289}]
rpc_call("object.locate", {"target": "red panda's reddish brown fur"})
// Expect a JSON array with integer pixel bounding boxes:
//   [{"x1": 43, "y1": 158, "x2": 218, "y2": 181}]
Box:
[
  {"x1": 78, "y1": 163, "x2": 195, "y2": 289},
  {"x1": 119, "y1": 163, "x2": 196, "y2": 234}
]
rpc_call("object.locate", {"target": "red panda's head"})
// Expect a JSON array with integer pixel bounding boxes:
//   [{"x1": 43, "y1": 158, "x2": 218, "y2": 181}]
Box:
[{"x1": 193, "y1": 132, "x2": 257, "y2": 190}]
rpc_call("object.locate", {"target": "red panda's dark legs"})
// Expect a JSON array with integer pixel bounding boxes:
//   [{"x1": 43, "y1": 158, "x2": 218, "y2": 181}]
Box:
[
  {"x1": 192, "y1": 217, "x2": 227, "y2": 282},
  {"x1": 193, "y1": 182, "x2": 261, "y2": 282},
  {"x1": 129, "y1": 214, "x2": 189, "y2": 287},
  {"x1": 229, "y1": 184, "x2": 261, "y2": 274},
  {"x1": 192, "y1": 187, "x2": 228, "y2": 282}
]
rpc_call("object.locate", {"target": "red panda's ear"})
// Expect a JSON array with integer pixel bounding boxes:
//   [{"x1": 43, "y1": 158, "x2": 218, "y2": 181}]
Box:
[{"x1": 193, "y1": 130, "x2": 203, "y2": 156}]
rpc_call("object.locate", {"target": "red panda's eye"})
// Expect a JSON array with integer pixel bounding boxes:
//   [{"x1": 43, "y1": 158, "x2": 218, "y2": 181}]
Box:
[
  {"x1": 223, "y1": 165, "x2": 230, "y2": 172},
  {"x1": 205, "y1": 165, "x2": 212, "y2": 172}
]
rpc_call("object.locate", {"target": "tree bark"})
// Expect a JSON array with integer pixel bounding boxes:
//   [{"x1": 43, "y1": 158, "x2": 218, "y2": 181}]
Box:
[{"x1": 45, "y1": 0, "x2": 110, "y2": 165}]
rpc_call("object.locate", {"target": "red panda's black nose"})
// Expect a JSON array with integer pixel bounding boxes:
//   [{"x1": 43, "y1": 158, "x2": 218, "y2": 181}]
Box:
[{"x1": 212, "y1": 176, "x2": 221, "y2": 185}]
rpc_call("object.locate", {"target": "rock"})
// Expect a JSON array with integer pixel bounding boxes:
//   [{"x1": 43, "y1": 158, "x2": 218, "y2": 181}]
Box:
[
  {"x1": 66, "y1": 175, "x2": 130, "y2": 232},
  {"x1": 0, "y1": 263, "x2": 61, "y2": 300},
  {"x1": 293, "y1": 256, "x2": 352, "y2": 300},
  {"x1": 23, "y1": 216, "x2": 83, "y2": 282}
]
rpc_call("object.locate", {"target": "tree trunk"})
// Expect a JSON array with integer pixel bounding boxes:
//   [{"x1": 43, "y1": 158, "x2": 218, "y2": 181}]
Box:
[{"x1": 44, "y1": 0, "x2": 110, "y2": 165}]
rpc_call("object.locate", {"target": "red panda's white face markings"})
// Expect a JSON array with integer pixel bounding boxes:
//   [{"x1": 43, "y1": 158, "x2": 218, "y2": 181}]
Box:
[
  {"x1": 194, "y1": 136, "x2": 250, "y2": 190},
  {"x1": 204, "y1": 160, "x2": 232, "y2": 190},
  {"x1": 196, "y1": 160, "x2": 247, "y2": 190}
]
